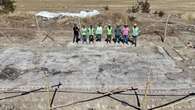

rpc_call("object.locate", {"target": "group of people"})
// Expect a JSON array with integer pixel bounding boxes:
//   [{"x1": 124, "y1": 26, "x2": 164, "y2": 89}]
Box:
[{"x1": 73, "y1": 23, "x2": 141, "y2": 47}]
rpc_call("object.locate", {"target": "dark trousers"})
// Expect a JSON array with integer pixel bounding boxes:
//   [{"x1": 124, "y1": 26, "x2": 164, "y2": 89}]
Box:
[
  {"x1": 96, "y1": 34, "x2": 102, "y2": 41},
  {"x1": 115, "y1": 35, "x2": 121, "y2": 43},
  {"x1": 106, "y1": 35, "x2": 112, "y2": 43},
  {"x1": 132, "y1": 36, "x2": 137, "y2": 47},
  {"x1": 89, "y1": 35, "x2": 94, "y2": 44},
  {"x1": 123, "y1": 35, "x2": 129, "y2": 45},
  {"x1": 73, "y1": 34, "x2": 79, "y2": 43},
  {"x1": 82, "y1": 35, "x2": 87, "y2": 44}
]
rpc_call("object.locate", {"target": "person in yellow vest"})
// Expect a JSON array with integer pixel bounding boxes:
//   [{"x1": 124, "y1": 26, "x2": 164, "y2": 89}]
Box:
[
  {"x1": 88, "y1": 25, "x2": 95, "y2": 44},
  {"x1": 81, "y1": 25, "x2": 88, "y2": 44},
  {"x1": 95, "y1": 24, "x2": 103, "y2": 42},
  {"x1": 106, "y1": 24, "x2": 113, "y2": 44}
]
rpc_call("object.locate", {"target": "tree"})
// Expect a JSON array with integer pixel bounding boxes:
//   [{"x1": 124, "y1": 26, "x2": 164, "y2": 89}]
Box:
[{"x1": 0, "y1": 0, "x2": 16, "y2": 14}]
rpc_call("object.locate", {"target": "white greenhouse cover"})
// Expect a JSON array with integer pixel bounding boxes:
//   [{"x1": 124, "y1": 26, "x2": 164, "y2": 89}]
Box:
[{"x1": 36, "y1": 10, "x2": 100, "y2": 19}]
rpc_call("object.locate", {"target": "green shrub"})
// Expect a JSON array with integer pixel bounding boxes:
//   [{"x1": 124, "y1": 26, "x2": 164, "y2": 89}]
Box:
[
  {"x1": 158, "y1": 11, "x2": 165, "y2": 17},
  {"x1": 141, "y1": 0, "x2": 151, "y2": 13},
  {"x1": 153, "y1": 10, "x2": 165, "y2": 17},
  {"x1": 0, "y1": 0, "x2": 16, "y2": 14},
  {"x1": 127, "y1": 0, "x2": 151, "y2": 13},
  {"x1": 132, "y1": 6, "x2": 139, "y2": 13},
  {"x1": 128, "y1": 15, "x2": 136, "y2": 22}
]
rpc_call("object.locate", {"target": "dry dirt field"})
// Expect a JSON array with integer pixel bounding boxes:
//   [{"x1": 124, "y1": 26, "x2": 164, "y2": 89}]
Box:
[
  {"x1": 16, "y1": 0, "x2": 195, "y2": 12},
  {"x1": 0, "y1": 0, "x2": 195, "y2": 110}
]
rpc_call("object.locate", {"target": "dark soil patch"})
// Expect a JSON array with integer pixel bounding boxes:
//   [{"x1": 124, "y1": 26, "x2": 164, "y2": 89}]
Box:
[{"x1": 0, "y1": 66, "x2": 20, "y2": 80}]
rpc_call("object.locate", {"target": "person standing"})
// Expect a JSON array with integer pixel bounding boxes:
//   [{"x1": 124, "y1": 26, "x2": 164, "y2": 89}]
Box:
[
  {"x1": 88, "y1": 25, "x2": 95, "y2": 44},
  {"x1": 95, "y1": 24, "x2": 103, "y2": 42},
  {"x1": 106, "y1": 24, "x2": 113, "y2": 44},
  {"x1": 122, "y1": 24, "x2": 130, "y2": 45},
  {"x1": 114, "y1": 24, "x2": 122, "y2": 44},
  {"x1": 81, "y1": 25, "x2": 88, "y2": 44},
  {"x1": 132, "y1": 23, "x2": 141, "y2": 47},
  {"x1": 73, "y1": 24, "x2": 80, "y2": 43}
]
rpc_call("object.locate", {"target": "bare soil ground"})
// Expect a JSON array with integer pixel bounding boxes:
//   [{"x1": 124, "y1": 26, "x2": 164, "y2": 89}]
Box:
[
  {"x1": 0, "y1": 0, "x2": 195, "y2": 110},
  {"x1": 16, "y1": 0, "x2": 195, "y2": 13}
]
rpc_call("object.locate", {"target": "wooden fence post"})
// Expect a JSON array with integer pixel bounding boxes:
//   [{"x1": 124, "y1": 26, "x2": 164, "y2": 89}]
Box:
[{"x1": 164, "y1": 14, "x2": 171, "y2": 42}]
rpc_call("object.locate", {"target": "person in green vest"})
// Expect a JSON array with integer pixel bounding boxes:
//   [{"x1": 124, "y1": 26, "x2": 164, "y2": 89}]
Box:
[
  {"x1": 131, "y1": 23, "x2": 141, "y2": 47},
  {"x1": 88, "y1": 25, "x2": 95, "y2": 44},
  {"x1": 95, "y1": 24, "x2": 103, "y2": 42},
  {"x1": 81, "y1": 25, "x2": 88, "y2": 44},
  {"x1": 106, "y1": 24, "x2": 113, "y2": 44}
]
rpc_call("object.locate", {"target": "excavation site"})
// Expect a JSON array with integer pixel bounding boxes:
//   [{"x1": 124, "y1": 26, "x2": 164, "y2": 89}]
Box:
[{"x1": 0, "y1": 0, "x2": 194, "y2": 110}]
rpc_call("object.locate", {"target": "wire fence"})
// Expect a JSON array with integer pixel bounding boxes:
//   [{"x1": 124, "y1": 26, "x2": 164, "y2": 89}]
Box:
[{"x1": 0, "y1": 83, "x2": 194, "y2": 110}]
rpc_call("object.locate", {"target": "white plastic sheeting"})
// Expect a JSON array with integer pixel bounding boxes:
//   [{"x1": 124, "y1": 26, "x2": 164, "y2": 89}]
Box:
[{"x1": 35, "y1": 10, "x2": 100, "y2": 19}]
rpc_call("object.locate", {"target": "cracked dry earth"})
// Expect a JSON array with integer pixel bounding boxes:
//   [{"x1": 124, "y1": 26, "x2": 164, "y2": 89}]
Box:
[{"x1": 0, "y1": 36, "x2": 194, "y2": 91}]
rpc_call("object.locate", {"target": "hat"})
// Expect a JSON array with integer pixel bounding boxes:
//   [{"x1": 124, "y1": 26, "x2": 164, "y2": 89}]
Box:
[{"x1": 124, "y1": 23, "x2": 128, "y2": 26}]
